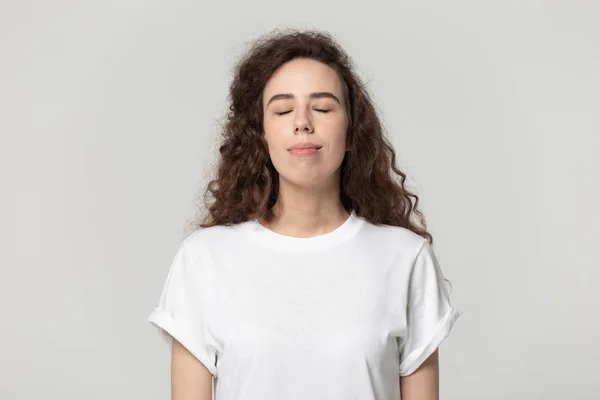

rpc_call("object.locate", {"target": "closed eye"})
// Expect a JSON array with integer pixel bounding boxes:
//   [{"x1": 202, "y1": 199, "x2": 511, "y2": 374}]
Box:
[
  {"x1": 275, "y1": 110, "x2": 292, "y2": 116},
  {"x1": 314, "y1": 109, "x2": 330, "y2": 113}
]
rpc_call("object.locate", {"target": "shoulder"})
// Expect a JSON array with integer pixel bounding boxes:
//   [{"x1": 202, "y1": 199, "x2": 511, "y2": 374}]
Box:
[
  {"x1": 179, "y1": 222, "x2": 249, "y2": 253},
  {"x1": 359, "y1": 217, "x2": 428, "y2": 255}
]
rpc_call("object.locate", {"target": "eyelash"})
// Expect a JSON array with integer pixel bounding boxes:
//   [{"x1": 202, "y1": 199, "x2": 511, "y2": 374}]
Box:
[{"x1": 275, "y1": 109, "x2": 331, "y2": 116}]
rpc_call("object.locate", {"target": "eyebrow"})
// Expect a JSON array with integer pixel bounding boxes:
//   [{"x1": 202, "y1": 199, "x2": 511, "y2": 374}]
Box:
[{"x1": 265, "y1": 92, "x2": 341, "y2": 107}]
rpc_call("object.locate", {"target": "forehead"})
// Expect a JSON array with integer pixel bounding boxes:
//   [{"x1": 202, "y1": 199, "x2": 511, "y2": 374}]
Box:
[{"x1": 263, "y1": 58, "x2": 343, "y2": 99}]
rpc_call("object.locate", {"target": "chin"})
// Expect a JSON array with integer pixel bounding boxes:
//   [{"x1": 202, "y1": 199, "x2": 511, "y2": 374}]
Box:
[{"x1": 283, "y1": 174, "x2": 335, "y2": 189}]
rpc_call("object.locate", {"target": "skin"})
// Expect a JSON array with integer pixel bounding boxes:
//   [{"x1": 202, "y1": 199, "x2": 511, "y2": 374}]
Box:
[
  {"x1": 170, "y1": 57, "x2": 441, "y2": 400},
  {"x1": 171, "y1": 339, "x2": 213, "y2": 400},
  {"x1": 259, "y1": 57, "x2": 351, "y2": 236},
  {"x1": 401, "y1": 349, "x2": 440, "y2": 400}
]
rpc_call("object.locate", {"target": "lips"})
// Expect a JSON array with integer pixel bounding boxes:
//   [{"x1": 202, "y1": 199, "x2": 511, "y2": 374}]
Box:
[
  {"x1": 288, "y1": 147, "x2": 320, "y2": 156},
  {"x1": 288, "y1": 143, "x2": 322, "y2": 150}
]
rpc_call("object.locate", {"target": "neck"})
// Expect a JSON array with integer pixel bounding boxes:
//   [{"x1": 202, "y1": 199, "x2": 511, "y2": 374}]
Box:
[{"x1": 261, "y1": 176, "x2": 349, "y2": 238}]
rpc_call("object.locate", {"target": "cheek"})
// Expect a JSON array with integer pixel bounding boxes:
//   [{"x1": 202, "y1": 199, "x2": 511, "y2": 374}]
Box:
[
  {"x1": 323, "y1": 118, "x2": 349, "y2": 148},
  {"x1": 262, "y1": 120, "x2": 285, "y2": 150}
]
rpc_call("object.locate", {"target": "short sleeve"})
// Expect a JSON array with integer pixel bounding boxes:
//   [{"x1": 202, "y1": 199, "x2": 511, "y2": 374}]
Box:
[
  {"x1": 147, "y1": 238, "x2": 218, "y2": 377},
  {"x1": 398, "y1": 239, "x2": 462, "y2": 376}
]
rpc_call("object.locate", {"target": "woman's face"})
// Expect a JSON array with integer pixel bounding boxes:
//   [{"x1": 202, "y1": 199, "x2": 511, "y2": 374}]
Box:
[{"x1": 262, "y1": 57, "x2": 350, "y2": 188}]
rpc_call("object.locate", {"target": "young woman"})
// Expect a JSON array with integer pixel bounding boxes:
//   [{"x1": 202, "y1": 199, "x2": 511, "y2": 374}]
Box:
[{"x1": 148, "y1": 29, "x2": 461, "y2": 400}]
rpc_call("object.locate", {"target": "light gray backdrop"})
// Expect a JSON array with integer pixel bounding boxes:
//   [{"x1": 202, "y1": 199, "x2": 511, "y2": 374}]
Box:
[{"x1": 2, "y1": 1, "x2": 599, "y2": 399}]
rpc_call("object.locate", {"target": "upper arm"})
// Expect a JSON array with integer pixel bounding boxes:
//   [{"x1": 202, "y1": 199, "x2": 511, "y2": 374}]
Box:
[
  {"x1": 398, "y1": 239, "x2": 461, "y2": 376},
  {"x1": 148, "y1": 236, "x2": 219, "y2": 398},
  {"x1": 399, "y1": 349, "x2": 440, "y2": 400},
  {"x1": 171, "y1": 338, "x2": 213, "y2": 400}
]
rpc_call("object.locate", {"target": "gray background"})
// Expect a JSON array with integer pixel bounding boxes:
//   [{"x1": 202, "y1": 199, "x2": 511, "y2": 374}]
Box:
[{"x1": 2, "y1": 1, "x2": 599, "y2": 399}]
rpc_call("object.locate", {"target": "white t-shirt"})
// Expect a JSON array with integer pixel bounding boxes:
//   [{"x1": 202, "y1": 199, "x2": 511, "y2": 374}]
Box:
[{"x1": 148, "y1": 210, "x2": 461, "y2": 400}]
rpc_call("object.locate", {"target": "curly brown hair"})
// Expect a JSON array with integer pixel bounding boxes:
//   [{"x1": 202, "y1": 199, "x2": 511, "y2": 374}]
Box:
[{"x1": 191, "y1": 29, "x2": 432, "y2": 243}]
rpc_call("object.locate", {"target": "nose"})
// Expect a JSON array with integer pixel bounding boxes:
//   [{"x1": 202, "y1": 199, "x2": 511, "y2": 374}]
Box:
[{"x1": 293, "y1": 111, "x2": 314, "y2": 134}]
